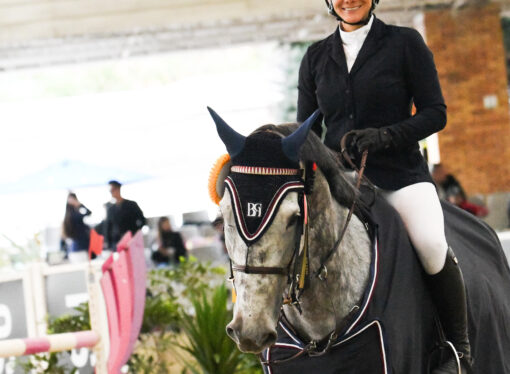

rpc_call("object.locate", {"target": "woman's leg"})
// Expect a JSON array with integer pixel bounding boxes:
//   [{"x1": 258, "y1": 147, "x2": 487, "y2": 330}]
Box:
[
  {"x1": 380, "y1": 182, "x2": 472, "y2": 374},
  {"x1": 380, "y1": 182, "x2": 447, "y2": 274}
]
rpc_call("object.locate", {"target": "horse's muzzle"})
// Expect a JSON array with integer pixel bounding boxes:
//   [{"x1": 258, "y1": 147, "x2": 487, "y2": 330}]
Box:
[{"x1": 226, "y1": 319, "x2": 277, "y2": 353}]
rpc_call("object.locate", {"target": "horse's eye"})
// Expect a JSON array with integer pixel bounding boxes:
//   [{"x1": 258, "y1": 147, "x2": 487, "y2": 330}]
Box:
[{"x1": 286, "y1": 213, "x2": 301, "y2": 229}]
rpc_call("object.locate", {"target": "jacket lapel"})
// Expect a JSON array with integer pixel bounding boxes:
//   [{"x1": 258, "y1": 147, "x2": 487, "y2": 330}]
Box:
[
  {"x1": 349, "y1": 16, "x2": 387, "y2": 76},
  {"x1": 327, "y1": 28, "x2": 349, "y2": 76}
]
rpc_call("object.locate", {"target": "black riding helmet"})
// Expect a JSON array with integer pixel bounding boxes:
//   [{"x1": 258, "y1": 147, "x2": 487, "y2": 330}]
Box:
[{"x1": 325, "y1": 0, "x2": 379, "y2": 26}]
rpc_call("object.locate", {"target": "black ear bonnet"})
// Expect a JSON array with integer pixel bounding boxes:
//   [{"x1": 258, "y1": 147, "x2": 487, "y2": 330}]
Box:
[
  {"x1": 225, "y1": 131, "x2": 304, "y2": 245},
  {"x1": 208, "y1": 108, "x2": 320, "y2": 245}
]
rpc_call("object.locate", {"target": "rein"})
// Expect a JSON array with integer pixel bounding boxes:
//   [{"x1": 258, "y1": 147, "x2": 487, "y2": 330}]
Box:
[
  {"x1": 314, "y1": 133, "x2": 368, "y2": 280},
  {"x1": 260, "y1": 132, "x2": 370, "y2": 365}
]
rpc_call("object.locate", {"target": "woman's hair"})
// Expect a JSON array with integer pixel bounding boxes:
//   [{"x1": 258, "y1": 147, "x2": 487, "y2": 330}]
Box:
[
  {"x1": 157, "y1": 216, "x2": 172, "y2": 242},
  {"x1": 63, "y1": 192, "x2": 78, "y2": 239}
]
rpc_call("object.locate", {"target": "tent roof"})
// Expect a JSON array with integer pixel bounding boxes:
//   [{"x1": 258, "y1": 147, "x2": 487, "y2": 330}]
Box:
[{"x1": 1, "y1": 0, "x2": 506, "y2": 70}]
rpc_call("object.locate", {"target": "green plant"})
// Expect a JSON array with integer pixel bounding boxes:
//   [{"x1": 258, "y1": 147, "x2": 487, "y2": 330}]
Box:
[
  {"x1": 277, "y1": 41, "x2": 313, "y2": 123},
  {"x1": 130, "y1": 257, "x2": 262, "y2": 374},
  {"x1": 47, "y1": 303, "x2": 91, "y2": 333},
  {"x1": 174, "y1": 284, "x2": 261, "y2": 374},
  {"x1": 18, "y1": 352, "x2": 78, "y2": 374},
  {"x1": 0, "y1": 232, "x2": 44, "y2": 269},
  {"x1": 16, "y1": 257, "x2": 262, "y2": 373},
  {"x1": 17, "y1": 303, "x2": 89, "y2": 373},
  {"x1": 128, "y1": 332, "x2": 178, "y2": 374}
]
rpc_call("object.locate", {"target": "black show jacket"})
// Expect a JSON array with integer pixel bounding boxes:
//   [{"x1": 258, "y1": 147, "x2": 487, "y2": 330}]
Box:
[{"x1": 297, "y1": 16, "x2": 446, "y2": 190}]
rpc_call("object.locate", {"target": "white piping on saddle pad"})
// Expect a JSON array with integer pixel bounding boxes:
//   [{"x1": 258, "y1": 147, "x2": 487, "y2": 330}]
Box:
[
  {"x1": 264, "y1": 238, "x2": 388, "y2": 374},
  {"x1": 344, "y1": 238, "x2": 380, "y2": 335},
  {"x1": 264, "y1": 321, "x2": 388, "y2": 374}
]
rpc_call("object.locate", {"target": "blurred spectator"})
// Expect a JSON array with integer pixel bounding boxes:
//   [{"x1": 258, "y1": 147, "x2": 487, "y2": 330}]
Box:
[
  {"x1": 105, "y1": 180, "x2": 146, "y2": 250},
  {"x1": 447, "y1": 193, "x2": 489, "y2": 218},
  {"x1": 431, "y1": 163, "x2": 466, "y2": 201},
  {"x1": 431, "y1": 164, "x2": 488, "y2": 217},
  {"x1": 507, "y1": 200, "x2": 510, "y2": 228},
  {"x1": 151, "y1": 217, "x2": 187, "y2": 267},
  {"x1": 62, "y1": 192, "x2": 92, "y2": 263},
  {"x1": 212, "y1": 215, "x2": 226, "y2": 254}
]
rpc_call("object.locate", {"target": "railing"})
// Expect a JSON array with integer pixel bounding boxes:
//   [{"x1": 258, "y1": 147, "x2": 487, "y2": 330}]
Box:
[{"x1": 0, "y1": 231, "x2": 146, "y2": 374}]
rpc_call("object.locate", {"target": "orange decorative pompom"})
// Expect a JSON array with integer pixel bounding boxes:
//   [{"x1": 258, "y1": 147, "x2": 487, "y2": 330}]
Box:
[{"x1": 208, "y1": 154, "x2": 231, "y2": 205}]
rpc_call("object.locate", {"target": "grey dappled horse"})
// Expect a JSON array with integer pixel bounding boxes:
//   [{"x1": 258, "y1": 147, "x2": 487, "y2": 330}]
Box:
[{"x1": 209, "y1": 109, "x2": 510, "y2": 374}]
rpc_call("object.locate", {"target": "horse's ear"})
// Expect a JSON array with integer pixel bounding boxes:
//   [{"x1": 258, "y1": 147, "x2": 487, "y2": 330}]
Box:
[
  {"x1": 282, "y1": 110, "x2": 322, "y2": 162},
  {"x1": 207, "y1": 107, "x2": 246, "y2": 158}
]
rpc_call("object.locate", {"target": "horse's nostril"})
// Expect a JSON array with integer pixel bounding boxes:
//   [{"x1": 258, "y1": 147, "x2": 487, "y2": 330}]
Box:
[{"x1": 226, "y1": 326, "x2": 235, "y2": 339}]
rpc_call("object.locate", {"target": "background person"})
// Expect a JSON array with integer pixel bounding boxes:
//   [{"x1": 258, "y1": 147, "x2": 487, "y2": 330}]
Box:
[
  {"x1": 151, "y1": 216, "x2": 187, "y2": 267},
  {"x1": 507, "y1": 200, "x2": 510, "y2": 228},
  {"x1": 432, "y1": 164, "x2": 488, "y2": 217},
  {"x1": 105, "y1": 180, "x2": 146, "y2": 250},
  {"x1": 297, "y1": 1, "x2": 471, "y2": 372},
  {"x1": 212, "y1": 215, "x2": 227, "y2": 255},
  {"x1": 62, "y1": 192, "x2": 92, "y2": 263},
  {"x1": 431, "y1": 163, "x2": 467, "y2": 201}
]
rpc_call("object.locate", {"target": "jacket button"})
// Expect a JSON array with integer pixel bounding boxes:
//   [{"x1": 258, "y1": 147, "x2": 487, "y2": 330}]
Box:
[
  {"x1": 346, "y1": 89, "x2": 350, "y2": 94},
  {"x1": 349, "y1": 114, "x2": 354, "y2": 119}
]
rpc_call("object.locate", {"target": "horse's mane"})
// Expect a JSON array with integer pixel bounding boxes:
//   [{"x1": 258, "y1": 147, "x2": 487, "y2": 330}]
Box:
[{"x1": 253, "y1": 123, "x2": 357, "y2": 207}]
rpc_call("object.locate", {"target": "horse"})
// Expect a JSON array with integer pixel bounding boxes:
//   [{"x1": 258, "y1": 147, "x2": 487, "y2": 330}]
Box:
[{"x1": 208, "y1": 108, "x2": 510, "y2": 374}]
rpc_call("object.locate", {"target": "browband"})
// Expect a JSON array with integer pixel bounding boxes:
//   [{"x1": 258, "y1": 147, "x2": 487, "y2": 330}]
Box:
[{"x1": 231, "y1": 166, "x2": 301, "y2": 176}]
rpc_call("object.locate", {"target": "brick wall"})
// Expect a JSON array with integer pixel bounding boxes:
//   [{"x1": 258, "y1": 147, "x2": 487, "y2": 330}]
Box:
[{"x1": 425, "y1": 4, "x2": 510, "y2": 195}]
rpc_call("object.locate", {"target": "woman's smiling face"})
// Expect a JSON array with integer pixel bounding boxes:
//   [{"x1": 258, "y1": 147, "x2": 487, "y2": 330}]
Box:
[{"x1": 332, "y1": 0, "x2": 372, "y2": 31}]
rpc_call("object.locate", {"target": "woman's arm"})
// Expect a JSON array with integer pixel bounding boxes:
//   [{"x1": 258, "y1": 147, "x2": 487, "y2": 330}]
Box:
[
  {"x1": 297, "y1": 50, "x2": 322, "y2": 137},
  {"x1": 384, "y1": 29, "x2": 447, "y2": 149}
]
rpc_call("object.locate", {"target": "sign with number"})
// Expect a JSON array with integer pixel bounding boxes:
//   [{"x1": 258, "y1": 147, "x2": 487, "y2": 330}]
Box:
[{"x1": 0, "y1": 279, "x2": 28, "y2": 374}]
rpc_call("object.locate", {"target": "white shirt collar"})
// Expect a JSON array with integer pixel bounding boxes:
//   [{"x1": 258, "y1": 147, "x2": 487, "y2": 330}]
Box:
[{"x1": 339, "y1": 14, "x2": 374, "y2": 45}]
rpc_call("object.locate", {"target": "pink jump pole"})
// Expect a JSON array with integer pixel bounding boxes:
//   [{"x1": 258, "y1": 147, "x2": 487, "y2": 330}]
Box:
[
  {"x1": 0, "y1": 331, "x2": 99, "y2": 358},
  {"x1": 0, "y1": 230, "x2": 147, "y2": 374}
]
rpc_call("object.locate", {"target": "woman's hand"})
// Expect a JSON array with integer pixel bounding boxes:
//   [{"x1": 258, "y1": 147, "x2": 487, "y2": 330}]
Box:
[{"x1": 351, "y1": 128, "x2": 392, "y2": 153}]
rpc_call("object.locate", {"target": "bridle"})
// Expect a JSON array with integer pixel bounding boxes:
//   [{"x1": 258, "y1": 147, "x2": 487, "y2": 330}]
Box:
[
  {"x1": 227, "y1": 131, "x2": 369, "y2": 361},
  {"x1": 227, "y1": 131, "x2": 369, "y2": 298},
  {"x1": 227, "y1": 165, "x2": 310, "y2": 310}
]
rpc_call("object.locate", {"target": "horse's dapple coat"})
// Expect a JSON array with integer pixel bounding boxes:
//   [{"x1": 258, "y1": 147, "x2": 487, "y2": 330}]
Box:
[{"x1": 263, "y1": 188, "x2": 510, "y2": 374}]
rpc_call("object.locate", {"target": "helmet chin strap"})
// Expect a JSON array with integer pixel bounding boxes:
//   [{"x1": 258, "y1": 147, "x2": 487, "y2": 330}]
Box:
[{"x1": 325, "y1": 0, "x2": 375, "y2": 26}]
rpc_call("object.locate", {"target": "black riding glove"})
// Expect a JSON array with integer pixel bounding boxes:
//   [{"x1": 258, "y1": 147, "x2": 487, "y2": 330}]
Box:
[{"x1": 351, "y1": 128, "x2": 392, "y2": 154}]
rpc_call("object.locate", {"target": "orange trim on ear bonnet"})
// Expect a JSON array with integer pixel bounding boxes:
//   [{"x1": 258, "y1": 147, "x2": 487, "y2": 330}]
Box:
[{"x1": 208, "y1": 154, "x2": 232, "y2": 205}]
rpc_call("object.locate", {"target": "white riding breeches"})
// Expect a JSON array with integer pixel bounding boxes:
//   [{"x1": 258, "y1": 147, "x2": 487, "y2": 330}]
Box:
[{"x1": 379, "y1": 182, "x2": 449, "y2": 275}]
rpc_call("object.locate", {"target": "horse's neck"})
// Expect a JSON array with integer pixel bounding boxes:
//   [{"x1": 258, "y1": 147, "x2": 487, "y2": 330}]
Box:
[{"x1": 283, "y1": 171, "x2": 372, "y2": 342}]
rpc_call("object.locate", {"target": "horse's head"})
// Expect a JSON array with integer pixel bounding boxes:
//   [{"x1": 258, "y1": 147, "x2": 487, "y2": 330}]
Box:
[{"x1": 208, "y1": 108, "x2": 320, "y2": 353}]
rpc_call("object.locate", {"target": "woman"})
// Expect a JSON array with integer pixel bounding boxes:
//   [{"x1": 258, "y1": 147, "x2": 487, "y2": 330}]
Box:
[
  {"x1": 297, "y1": 1, "x2": 470, "y2": 373},
  {"x1": 151, "y1": 217, "x2": 187, "y2": 267},
  {"x1": 63, "y1": 192, "x2": 92, "y2": 262}
]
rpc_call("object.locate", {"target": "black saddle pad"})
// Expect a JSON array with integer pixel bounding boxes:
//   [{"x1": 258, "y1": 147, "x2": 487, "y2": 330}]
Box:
[{"x1": 263, "y1": 189, "x2": 510, "y2": 374}]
